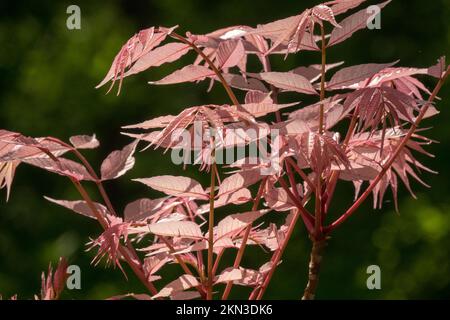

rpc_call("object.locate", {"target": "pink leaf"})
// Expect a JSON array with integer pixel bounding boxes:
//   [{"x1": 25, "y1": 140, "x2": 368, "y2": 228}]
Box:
[
  {"x1": 244, "y1": 90, "x2": 273, "y2": 104},
  {"x1": 428, "y1": 56, "x2": 446, "y2": 79},
  {"x1": 221, "y1": 73, "x2": 268, "y2": 92},
  {"x1": 124, "y1": 197, "x2": 181, "y2": 222},
  {"x1": 363, "y1": 67, "x2": 428, "y2": 88},
  {"x1": 124, "y1": 198, "x2": 172, "y2": 222},
  {"x1": 44, "y1": 196, "x2": 109, "y2": 220},
  {"x1": 24, "y1": 157, "x2": 94, "y2": 181},
  {"x1": 312, "y1": 4, "x2": 341, "y2": 28},
  {"x1": 96, "y1": 27, "x2": 177, "y2": 93},
  {"x1": 242, "y1": 102, "x2": 297, "y2": 118},
  {"x1": 216, "y1": 40, "x2": 246, "y2": 69},
  {"x1": 255, "y1": 12, "x2": 310, "y2": 54},
  {"x1": 217, "y1": 170, "x2": 262, "y2": 199},
  {"x1": 197, "y1": 188, "x2": 252, "y2": 214},
  {"x1": 124, "y1": 43, "x2": 191, "y2": 77},
  {"x1": 122, "y1": 115, "x2": 177, "y2": 130},
  {"x1": 149, "y1": 65, "x2": 215, "y2": 85},
  {"x1": 328, "y1": 1, "x2": 391, "y2": 47},
  {"x1": 259, "y1": 72, "x2": 318, "y2": 95},
  {"x1": 326, "y1": 61, "x2": 398, "y2": 90},
  {"x1": 134, "y1": 175, "x2": 208, "y2": 199},
  {"x1": 148, "y1": 221, "x2": 203, "y2": 239},
  {"x1": 69, "y1": 134, "x2": 100, "y2": 149},
  {"x1": 291, "y1": 61, "x2": 344, "y2": 83},
  {"x1": 101, "y1": 142, "x2": 137, "y2": 180},
  {"x1": 216, "y1": 210, "x2": 267, "y2": 240},
  {"x1": 152, "y1": 274, "x2": 200, "y2": 299},
  {"x1": 264, "y1": 185, "x2": 297, "y2": 212},
  {"x1": 0, "y1": 160, "x2": 19, "y2": 201},
  {"x1": 215, "y1": 268, "x2": 243, "y2": 284},
  {"x1": 328, "y1": 0, "x2": 367, "y2": 16}
]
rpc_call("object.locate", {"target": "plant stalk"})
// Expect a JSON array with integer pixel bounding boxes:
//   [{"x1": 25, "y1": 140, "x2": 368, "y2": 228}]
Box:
[
  {"x1": 206, "y1": 158, "x2": 217, "y2": 300},
  {"x1": 222, "y1": 178, "x2": 267, "y2": 300},
  {"x1": 302, "y1": 237, "x2": 327, "y2": 300}
]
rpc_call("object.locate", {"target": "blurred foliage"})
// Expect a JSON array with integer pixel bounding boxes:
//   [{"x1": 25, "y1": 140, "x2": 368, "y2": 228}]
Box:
[{"x1": 0, "y1": 0, "x2": 449, "y2": 299}]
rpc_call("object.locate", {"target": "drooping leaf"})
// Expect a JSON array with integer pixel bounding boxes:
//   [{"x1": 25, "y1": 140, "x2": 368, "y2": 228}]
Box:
[
  {"x1": 0, "y1": 160, "x2": 19, "y2": 201},
  {"x1": 44, "y1": 196, "x2": 109, "y2": 220},
  {"x1": 24, "y1": 157, "x2": 94, "y2": 181},
  {"x1": 347, "y1": 129, "x2": 436, "y2": 211},
  {"x1": 88, "y1": 220, "x2": 130, "y2": 270}
]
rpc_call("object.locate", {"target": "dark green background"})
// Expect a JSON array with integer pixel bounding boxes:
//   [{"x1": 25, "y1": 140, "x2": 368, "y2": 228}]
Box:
[{"x1": 0, "y1": 0, "x2": 449, "y2": 299}]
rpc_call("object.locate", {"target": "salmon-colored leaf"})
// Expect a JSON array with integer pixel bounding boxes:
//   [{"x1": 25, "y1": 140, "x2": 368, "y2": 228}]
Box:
[
  {"x1": 148, "y1": 221, "x2": 203, "y2": 239},
  {"x1": 101, "y1": 142, "x2": 137, "y2": 180},
  {"x1": 149, "y1": 65, "x2": 214, "y2": 85},
  {"x1": 134, "y1": 175, "x2": 208, "y2": 199}
]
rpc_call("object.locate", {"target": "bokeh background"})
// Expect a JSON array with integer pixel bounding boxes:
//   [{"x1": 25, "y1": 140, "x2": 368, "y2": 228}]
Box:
[{"x1": 0, "y1": 0, "x2": 449, "y2": 299}]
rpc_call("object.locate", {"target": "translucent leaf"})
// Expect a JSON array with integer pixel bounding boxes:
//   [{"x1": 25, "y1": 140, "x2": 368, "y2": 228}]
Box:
[
  {"x1": 152, "y1": 274, "x2": 200, "y2": 299},
  {"x1": 326, "y1": 61, "x2": 397, "y2": 90},
  {"x1": 124, "y1": 43, "x2": 191, "y2": 77},
  {"x1": 216, "y1": 40, "x2": 246, "y2": 69},
  {"x1": 24, "y1": 157, "x2": 94, "y2": 181},
  {"x1": 329, "y1": 0, "x2": 367, "y2": 16},
  {"x1": 149, "y1": 65, "x2": 214, "y2": 85},
  {"x1": 122, "y1": 115, "x2": 176, "y2": 130},
  {"x1": 328, "y1": 1, "x2": 391, "y2": 47},
  {"x1": 259, "y1": 72, "x2": 318, "y2": 95},
  {"x1": 216, "y1": 210, "x2": 267, "y2": 240},
  {"x1": 133, "y1": 175, "x2": 208, "y2": 199},
  {"x1": 101, "y1": 142, "x2": 137, "y2": 180},
  {"x1": 44, "y1": 196, "x2": 109, "y2": 220},
  {"x1": 69, "y1": 135, "x2": 100, "y2": 149},
  {"x1": 148, "y1": 221, "x2": 203, "y2": 239}
]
